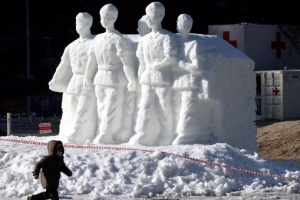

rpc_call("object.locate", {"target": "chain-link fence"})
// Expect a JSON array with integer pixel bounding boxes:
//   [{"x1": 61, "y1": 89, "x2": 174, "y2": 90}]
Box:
[{"x1": 0, "y1": 115, "x2": 60, "y2": 135}]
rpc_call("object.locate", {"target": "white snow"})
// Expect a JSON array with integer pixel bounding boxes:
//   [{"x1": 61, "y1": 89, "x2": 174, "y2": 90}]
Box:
[
  {"x1": 53, "y1": 32, "x2": 257, "y2": 151},
  {"x1": 1, "y1": 135, "x2": 300, "y2": 199},
  {"x1": 50, "y1": 2, "x2": 257, "y2": 152}
]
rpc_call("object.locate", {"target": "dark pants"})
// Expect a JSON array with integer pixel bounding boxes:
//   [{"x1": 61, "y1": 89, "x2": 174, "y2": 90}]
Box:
[{"x1": 31, "y1": 187, "x2": 59, "y2": 200}]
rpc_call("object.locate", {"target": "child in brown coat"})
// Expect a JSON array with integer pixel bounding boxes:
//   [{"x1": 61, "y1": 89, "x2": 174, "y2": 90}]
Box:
[{"x1": 27, "y1": 140, "x2": 72, "y2": 200}]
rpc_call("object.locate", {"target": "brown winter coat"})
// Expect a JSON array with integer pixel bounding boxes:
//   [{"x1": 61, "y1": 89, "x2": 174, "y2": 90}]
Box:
[{"x1": 32, "y1": 140, "x2": 72, "y2": 189}]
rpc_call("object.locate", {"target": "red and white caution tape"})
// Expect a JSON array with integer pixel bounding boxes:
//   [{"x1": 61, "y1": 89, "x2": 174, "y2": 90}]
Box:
[{"x1": 1, "y1": 137, "x2": 300, "y2": 182}]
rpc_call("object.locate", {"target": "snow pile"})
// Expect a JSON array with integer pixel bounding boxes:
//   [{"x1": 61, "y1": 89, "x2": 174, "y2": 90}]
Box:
[{"x1": 1, "y1": 135, "x2": 300, "y2": 199}]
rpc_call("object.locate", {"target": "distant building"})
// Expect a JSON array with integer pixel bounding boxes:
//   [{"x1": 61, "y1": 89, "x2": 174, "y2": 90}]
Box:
[
  {"x1": 209, "y1": 24, "x2": 300, "y2": 71},
  {"x1": 209, "y1": 24, "x2": 300, "y2": 120}
]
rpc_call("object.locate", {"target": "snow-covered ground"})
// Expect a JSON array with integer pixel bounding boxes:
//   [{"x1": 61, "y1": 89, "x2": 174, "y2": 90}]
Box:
[{"x1": 1, "y1": 135, "x2": 300, "y2": 199}]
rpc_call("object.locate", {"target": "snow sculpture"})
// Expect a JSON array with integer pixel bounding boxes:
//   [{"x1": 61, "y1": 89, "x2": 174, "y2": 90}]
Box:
[
  {"x1": 83, "y1": 4, "x2": 137, "y2": 144},
  {"x1": 131, "y1": 15, "x2": 152, "y2": 132},
  {"x1": 51, "y1": 2, "x2": 257, "y2": 152},
  {"x1": 49, "y1": 13, "x2": 97, "y2": 142},
  {"x1": 172, "y1": 14, "x2": 209, "y2": 145},
  {"x1": 202, "y1": 36, "x2": 256, "y2": 151},
  {"x1": 129, "y1": 2, "x2": 177, "y2": 146},
  {"x1": 137, "y1": 15, "x2": 152, "y2": 37}
]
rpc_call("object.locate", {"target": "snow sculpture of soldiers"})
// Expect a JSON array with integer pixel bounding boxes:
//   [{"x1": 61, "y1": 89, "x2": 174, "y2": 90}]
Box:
[
  {"x1": 49, "y1": 13, "x2": 96, "y2": 140},
  {"x1": 129, "y1": 2, "x2": 177, "y2": 146},
  {"x1": 137, "y1": 15, "x2": 152, "y2": 37},
  {"x1": 172, "y1": 14, "x2": 208, "y2": 145},
  {"x1": 84, "y1": 4, "x2": 137, "y2": 144},
  {"x1": 133, "y1": 15, "x2": 152, "y2": 129}
]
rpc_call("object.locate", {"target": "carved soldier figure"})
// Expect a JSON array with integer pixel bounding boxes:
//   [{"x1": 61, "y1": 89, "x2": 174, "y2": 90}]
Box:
[
  {"x1": 172, "y1": 14, "x2": 207, "y2": 145},
  {"x1": 130, "y1": 2, "x2": 177, "y2": 146},
  {"x1": 49, "y1": 13, "x2": 96, "y2": 138},
  {"x1": 84, "y1": 4, "x2": 137, "y2": 144}
]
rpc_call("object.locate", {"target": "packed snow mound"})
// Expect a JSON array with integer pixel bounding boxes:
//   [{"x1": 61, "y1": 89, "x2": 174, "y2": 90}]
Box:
[{"x1": 1, "y1": 136, "x2": 300, "y2": 199}]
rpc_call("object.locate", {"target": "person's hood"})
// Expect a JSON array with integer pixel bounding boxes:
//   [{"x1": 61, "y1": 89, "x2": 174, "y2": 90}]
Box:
[{"x1": 47, "y1": 140, "x2": 64, "y2": 156}]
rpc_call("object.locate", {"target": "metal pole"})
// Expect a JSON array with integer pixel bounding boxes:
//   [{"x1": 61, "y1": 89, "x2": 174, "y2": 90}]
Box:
[
  {"x1": 7, "y1": 113, "x2": 11, "y2": 136},
  {"x1": 26, "y1": 0, "x2": 31, "y2": 116}
]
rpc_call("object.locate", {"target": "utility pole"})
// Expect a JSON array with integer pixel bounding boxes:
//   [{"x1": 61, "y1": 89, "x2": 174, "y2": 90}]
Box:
[
  {"x1": 26, "y1": 0, "x2": 31, "y2": 116},
  {"x1": 7, "y1": 113, "x2": 11, "y2": 136}
]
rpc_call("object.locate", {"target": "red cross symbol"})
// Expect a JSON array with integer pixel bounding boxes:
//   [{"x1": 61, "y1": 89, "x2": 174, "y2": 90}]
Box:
[
  {"x1": 222, "y1": 31, "x2": 237, "y2": 48},
  {"x1": 271, "y1": 32, "x2": 286, "y2": 58},
  {"x1": 273, "y1": 88, "x2": 280, "y2": 95}
]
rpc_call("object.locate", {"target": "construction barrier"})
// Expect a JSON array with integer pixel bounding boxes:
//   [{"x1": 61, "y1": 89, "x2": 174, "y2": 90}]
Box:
[{"x1": 39, "y1": 122, "x2": 52, "y2": 134}]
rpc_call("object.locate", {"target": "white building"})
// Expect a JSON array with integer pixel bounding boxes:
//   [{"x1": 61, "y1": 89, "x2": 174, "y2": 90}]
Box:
[
  {"x1": 209, "y1": 24, "x2": 300, "y2": 120},
  {"x1": 209, "y1": 24, "x2": 300, "y2": 71}
]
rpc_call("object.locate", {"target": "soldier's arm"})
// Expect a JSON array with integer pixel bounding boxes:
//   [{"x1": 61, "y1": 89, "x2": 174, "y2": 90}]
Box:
[
  {"x1": 49, "y1": 46, "x2": 72, "y2": 92},
  {"x1": 120, "y1": 54, "x2": 137, "y2": 92},
  {"x1": 184, "y1": 56, "x2": 204, "y2": 76},
  {"x1": 182, "y1": 41, "x2": 205, "y2": 76},
  {"x1": 118, "y1": 38, "x2": 137, "y2": 92},
  {"x1": 136, "y1": 40, "x2": 145, "y2": 82},
  {"x1": 153, "y1": 56, "x2": 176, "y2": 71},
  {"x1": 153, "y1": 34, "x2": 177, "y2": 70},
  {"x1": 83, "y1": 43, "x2": 98, "y2": 88}
]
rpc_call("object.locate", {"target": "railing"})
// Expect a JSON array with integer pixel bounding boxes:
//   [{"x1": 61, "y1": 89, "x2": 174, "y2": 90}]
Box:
[{"x1": 0, "y1": 113, "x2": 61, "y2": 136}]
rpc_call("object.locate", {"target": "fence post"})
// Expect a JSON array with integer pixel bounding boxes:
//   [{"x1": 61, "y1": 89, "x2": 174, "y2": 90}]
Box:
[{"x1": 7, "y1": 113, "x2": 11, "y2": 136}]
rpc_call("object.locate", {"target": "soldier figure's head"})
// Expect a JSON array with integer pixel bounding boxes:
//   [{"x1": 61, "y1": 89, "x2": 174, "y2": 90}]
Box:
[
  {"x1": 177, "y1": 14, "x2": 193, "y2": 38},
  {"x1": 100, "y1": 4, "x2": 118, "y2": 30},
  {"x1": 75, "y1": 12, "x2": 93, "y2": 35},
  {"x1": 145, "y1": 2, "x2": 165, "y2": 29},
  {"x1": 137, "y1": 15, "x2": 152, "y2": 37}
]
